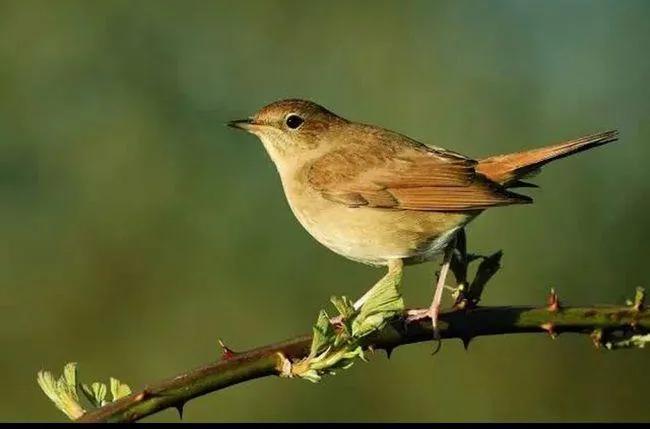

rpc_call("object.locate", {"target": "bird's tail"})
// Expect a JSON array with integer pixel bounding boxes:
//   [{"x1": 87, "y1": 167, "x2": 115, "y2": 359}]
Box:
[{"x1": 476, "y1": 130, "x2": 619, "y2": 187}]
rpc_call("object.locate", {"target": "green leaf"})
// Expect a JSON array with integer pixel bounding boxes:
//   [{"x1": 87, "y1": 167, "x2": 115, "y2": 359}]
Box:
[
  {"x1": 606, "y1": 333, "x2": 650, "y2": 350},
  {"x1": 300, "y1": 370, "x2": 321, "y2": 383},
  {"x1": 56, "y1": 362, "x2": 81, "y2": 405},
  {"x1": 353, "y1": 272, "x2": 403, "y2": 337},
  {"x1": 330, "y1": 295, "x2": 355, "y2": 319},
  {"x1": 330, "y1": 295, "x2": 356, "y2": 341},
  {"x1": 37, "y1": 365, "x2": 86, "y2": 420},
  {"x1": 38, "y1": 362, "x2": 133, "y2": 419},
  {"x1": 290, "y1": 268, "x2": 404, "y2": 383},
  {"x1": 81, "y1": 384, "x2": 94, "y2": 406},
  {"x1": 62, "y1": 362, "x2": 79, "y2": 398},
  {"x1": 110, "y1": 377, "x2": 132, "y2": 401},
  {"x1": 37, "y1": 371, "x2": 62, "y2": 411},
  {"x1": 81, "y1": 382, "x2": 107, "y2": 408},
  {"x1": 310, "y1": 310, "x2": 335, "y2": 357}
]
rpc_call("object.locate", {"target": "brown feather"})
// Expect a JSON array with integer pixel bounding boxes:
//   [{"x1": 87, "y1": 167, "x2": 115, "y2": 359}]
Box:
[
  {"x1": 308, "y1": 130, "x2": 531, "y2": 212},
  {"x1": 476, "y1": 130, "x2": 619, "y2": 186}
]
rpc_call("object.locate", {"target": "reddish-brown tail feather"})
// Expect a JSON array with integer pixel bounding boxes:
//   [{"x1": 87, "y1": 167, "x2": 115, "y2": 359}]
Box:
[{"x1": 476, "y1": 130, "x2": 619, "y2": 187}]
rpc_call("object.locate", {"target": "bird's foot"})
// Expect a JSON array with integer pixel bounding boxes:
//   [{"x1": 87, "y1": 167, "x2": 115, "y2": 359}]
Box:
[
  {"x1": 405, "y1": 308, "x2": 430, "y2": 322},
  {"x1": 406, "y1": 307, "x2": 442, "y2": 354},
  {"x1": 405, "y1": 307, "x2": 441, "y2": 339}
]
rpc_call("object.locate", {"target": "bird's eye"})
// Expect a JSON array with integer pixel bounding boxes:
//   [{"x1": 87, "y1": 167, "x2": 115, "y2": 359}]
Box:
[{"x1": 285, "y1": 114, "x2": 304, "y2": 129}]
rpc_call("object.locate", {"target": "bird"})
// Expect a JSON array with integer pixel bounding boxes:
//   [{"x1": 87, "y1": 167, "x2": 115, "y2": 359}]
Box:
[{"x1": 228, "y1": 98, "x2": 618, "y2": 333}]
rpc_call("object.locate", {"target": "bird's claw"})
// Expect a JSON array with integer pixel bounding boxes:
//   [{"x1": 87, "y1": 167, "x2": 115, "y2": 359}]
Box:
[{"x1": 405, "y1": 307, "x2": 442, "y2": 354}]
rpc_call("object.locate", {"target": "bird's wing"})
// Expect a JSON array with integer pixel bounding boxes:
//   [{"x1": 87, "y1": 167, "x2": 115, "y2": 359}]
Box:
[{"x1": 307, "y1": 143, "x2": 531, "y2": 211}]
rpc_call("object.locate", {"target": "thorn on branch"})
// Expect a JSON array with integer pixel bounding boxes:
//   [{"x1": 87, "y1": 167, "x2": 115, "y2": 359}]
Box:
[
  {"x1": 384, "y1": 347, "x2": 394, "y2": 359},
  {"x1": 547, "y1": 288, "x2": 561, "y2": 312},
  {"x1": 590, "y1": 328, "x2": 603, "y2": 349},
  {"x1": 540, "y1": 322, "x2": 558, "y2": 339},
  {"x1": 461, "y1": 336, "x2": 472, "y2": 350},
  {"x1": 134, "y1": 389, "x2": 150, "y2": 402},
  {"x1": 633, "y1": 287, "x2": 645, "y2": 312},
  {"x1": 218, "y1": 339, "x2": 238, "y2": 361},
  {"x1": 175, "y1": 402, "x2": 185, "y2": 420}
]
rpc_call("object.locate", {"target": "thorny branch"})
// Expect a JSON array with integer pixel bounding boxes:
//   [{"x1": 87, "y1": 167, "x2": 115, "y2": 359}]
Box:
[
  {"x1": 39, "y1": 234, "x2": 649, "y2": 423},
  {"x1": 75, "y1": 297, "x2": 648, "y2": 422}
]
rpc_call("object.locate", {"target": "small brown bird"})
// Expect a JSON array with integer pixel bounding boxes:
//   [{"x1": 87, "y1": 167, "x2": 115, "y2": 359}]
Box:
[{"x1": 229, "y1": 99, "x2": 618, "y2": 332}]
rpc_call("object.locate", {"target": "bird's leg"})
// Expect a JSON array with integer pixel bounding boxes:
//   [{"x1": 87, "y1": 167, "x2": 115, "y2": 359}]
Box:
[
  {"x1": 406, "y1": 240, "x2": 456, "y2": 338},
  {"x1": 429, "y1": 245, "x2": 453, "y2": 335},
  {"x1": 353, "y1": 259, "x2": 403, "y2": 310},
  {"x1": 352, "y1": 287, "x2": 373, "y2": 311},
  {"x1": 330, "y1": 259, "x2": 403, "y2": 327}
]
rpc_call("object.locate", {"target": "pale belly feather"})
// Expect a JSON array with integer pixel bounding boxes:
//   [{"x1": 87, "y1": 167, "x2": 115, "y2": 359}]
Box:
[{"x1": 283, "y1": 184, "x2": 478, "y2": 266}]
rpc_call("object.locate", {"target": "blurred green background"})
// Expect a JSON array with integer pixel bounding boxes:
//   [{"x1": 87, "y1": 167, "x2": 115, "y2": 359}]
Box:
[{"x1": 1, "y1": 0, "x2": 649, "y2": 422}]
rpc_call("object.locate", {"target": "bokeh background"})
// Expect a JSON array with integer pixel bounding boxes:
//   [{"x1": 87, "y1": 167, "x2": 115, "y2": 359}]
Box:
[{"x1": 1, "y1": 0, "x2": 649, "y2": 422}]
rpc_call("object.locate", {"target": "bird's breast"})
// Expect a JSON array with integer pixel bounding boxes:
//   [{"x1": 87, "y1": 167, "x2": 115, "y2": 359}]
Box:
[{"x1": 278, "y1": 172, "x2": 477, "y2": 266}]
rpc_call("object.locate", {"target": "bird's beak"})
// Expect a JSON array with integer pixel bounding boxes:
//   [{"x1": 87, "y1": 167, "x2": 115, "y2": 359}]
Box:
[{"x1": 227, "y1": 118, "x2": 256, "y2": 131}]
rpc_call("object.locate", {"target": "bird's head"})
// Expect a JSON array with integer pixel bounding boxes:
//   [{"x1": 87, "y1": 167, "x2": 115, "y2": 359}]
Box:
[{"x1": 228, "y1": 99, "x2": 346, "y2": 166}]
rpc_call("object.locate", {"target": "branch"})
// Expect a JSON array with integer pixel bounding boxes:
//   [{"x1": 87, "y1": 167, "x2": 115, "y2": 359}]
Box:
[
  {"x1": 76, "y1": 300, "x2": 650, "y2": 423},
  {"x1": 38, "y1": 239, "x2": 647, "y2": 422}
]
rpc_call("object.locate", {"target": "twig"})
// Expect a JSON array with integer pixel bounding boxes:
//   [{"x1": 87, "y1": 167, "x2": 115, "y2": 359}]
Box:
[{"x1": 77, "y1": 302, "x2": 650, "y2": 423}]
